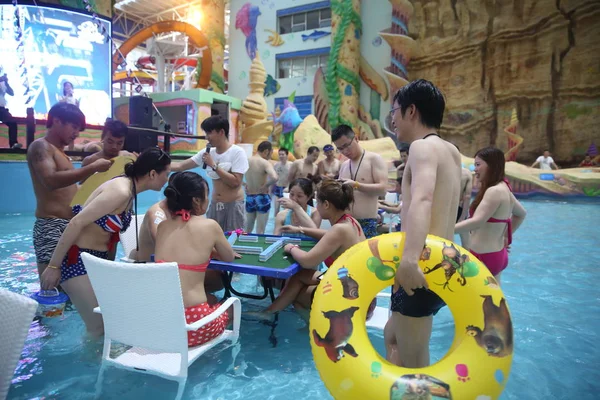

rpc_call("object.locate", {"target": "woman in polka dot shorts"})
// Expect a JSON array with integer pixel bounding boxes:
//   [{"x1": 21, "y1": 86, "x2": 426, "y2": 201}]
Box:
[
  {"x1": 41, "y1": 148, "x2": 172, "y2": 336},
  {"x1": 155, "y1": 171, "x2": 237, "y2": 347}
]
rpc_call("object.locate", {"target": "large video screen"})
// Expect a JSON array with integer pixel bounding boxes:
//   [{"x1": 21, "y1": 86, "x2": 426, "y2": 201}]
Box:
[{"x1": 0, "y1": 4, "x2": 111, "y2": 125}]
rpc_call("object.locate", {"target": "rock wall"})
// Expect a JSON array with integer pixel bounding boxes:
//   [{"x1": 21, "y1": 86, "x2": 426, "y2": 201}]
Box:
[{"x1": 407, "y1": 0, "x2": 600, "y2": 164}]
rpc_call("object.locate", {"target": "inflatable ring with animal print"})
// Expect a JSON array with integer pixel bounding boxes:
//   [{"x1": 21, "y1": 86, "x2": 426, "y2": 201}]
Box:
[{"x1": 309, "y1": 232, "x2": 513, "y2": 400}]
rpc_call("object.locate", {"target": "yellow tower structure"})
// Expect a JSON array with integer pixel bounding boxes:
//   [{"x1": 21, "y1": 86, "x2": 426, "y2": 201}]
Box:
[
  {"x1": 199, "y1": 0, "x2": 226, "y2": 93},
  {"x1": 239, "y1": 55, "x2": 273, "y2": 149}
]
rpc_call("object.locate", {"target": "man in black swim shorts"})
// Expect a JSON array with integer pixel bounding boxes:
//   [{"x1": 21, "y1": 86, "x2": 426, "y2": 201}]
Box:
[{"x1": 386, "y1": 80, "x2": 462, "y2": 368}]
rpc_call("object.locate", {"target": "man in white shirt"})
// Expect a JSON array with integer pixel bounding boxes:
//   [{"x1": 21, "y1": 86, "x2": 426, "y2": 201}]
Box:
[
  {"x1": 531, "y1": 150, "x2": 559, "y2": 170},
  {"x1": 171, "y1": 116, "x2": 249, "y2": 232},
  {"x1": 0, "y1": 69, "x2": 19, "y2": 148}
]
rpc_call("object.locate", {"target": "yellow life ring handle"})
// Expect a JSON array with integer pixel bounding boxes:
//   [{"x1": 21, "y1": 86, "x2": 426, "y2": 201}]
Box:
[{"x1": 309, "y1": 232, "x2": 513, "y2": 400}]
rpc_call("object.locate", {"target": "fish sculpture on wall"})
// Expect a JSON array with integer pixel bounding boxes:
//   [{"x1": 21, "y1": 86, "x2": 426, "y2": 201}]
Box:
[
  {"x1": 301, "y1": 30, "x2": 331, "y2": 42},
  {"x1": 265, "y1": 29, "x2": 285, "y2": 46},
  {"x1": 235, "y1": 3, "x2": 261, "y2": 59}
]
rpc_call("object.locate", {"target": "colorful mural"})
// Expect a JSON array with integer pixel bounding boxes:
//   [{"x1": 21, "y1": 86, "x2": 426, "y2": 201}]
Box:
[
  {"x1": 235, "y1": 2, "x2": 261, "y2": 60},
  {"x1": 379, "y1": 0, "x2": 415, "y2": 101},
  {"x1": 326, "y1": 0, "x2": 362, "y2": 130}
]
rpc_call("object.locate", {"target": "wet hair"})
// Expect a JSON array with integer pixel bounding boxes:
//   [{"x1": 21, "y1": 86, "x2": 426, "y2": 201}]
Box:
[
  {"x1": 317, "y1": 179, "x2": 355, "y2": 211},
  {"x1": 307, "y1": 146, "x2": 320, "y2": 155},
  {"x1": 278, "y1": 148, "x2": 289, "y2": 155},
  {"x1": 258, "y1": 140, "x2": 272, "y2": 153},
  {"x1": 124, "y1": 147, "x2": 171, "y2": 179},
  {"x1": 392, "y1": 79, "x2": 445, "y2": 129},
  {"x1": 331, "y1": 124, "x2": 355, "y2": 142},
  {"x1": 164, "y1": 172, "x2": 209, "y2": 213},
  {"x1": 102, "y1": 119, "x2": 128, "y2": 139},
  {"x1": 46, "y1": 102, "x2": 86, "y2": 131},
  {"x1": 62, "y1": 81, "x2": 74, "y2": 96},
  {"x1": 201, "y1": 115, "x2": 229, "y2": 138},
  {"x1": 470, "y1": 147, "x2": 505, "y2": 214}
]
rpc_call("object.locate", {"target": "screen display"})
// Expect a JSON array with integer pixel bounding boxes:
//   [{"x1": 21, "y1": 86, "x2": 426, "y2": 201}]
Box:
[{"x1": 0, "y1": 5, "x2": 111, "y2": 125}]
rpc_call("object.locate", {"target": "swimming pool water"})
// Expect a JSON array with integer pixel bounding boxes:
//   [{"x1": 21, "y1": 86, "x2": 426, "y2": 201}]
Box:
[{"x1": 2, "y1": 200, "x2": 599, "y2": 399}]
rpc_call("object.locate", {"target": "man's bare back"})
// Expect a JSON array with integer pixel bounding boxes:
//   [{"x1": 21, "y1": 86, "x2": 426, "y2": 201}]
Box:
[
  {"x1": 134, "y1": 200, "x2": 170, "y2": 261},
  {"x1": 27, "y1": 138, "x2": 78, "y2": 219},
  {"x1": 246, "y1": 155, "x2": 277, "y2": 195}
]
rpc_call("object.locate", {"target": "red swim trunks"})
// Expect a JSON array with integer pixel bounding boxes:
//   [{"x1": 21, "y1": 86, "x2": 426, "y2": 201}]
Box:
[{"x1": 185, "y1": 302, "x2": 229, "y2": 347}]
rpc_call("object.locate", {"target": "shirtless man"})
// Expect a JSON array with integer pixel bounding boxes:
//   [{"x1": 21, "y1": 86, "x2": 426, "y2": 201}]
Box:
[
  {"x1": 171, "y1": 115, "x2": 249, "y2": 232},
  {"x1": 396, "y1": 146, "x2": 409, "y2": 178},
  {"x1": 457, "y1": 165, "x2": 473, "y2": 247},
  {"x1": 384, "y1": 79, "x2": 462, "y2": 368},
  {"x1": 317, "y1": 144, "x2": 341, "y2": 179},
  {"x1": 26, "y1": 103, "x2": 112, "y2": 281},
  {"x1": 288, "y1": 146, "x2": 320, "y2": 181},
  {"x1": 333, "y1": 125, "x2": 388, "y2": 238},
  {"x1": 81, "y1": 120, "x2": 135, "y2": 180},
  {"x1": 245, "y1": 141, "x2": 278, "y2": 234},
  {"x1": 272, "y1": 147, "x2": 291, "y2": 215}
]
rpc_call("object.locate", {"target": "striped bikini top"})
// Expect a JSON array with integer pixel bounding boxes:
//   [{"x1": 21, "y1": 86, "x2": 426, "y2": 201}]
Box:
[{"x1": 72, "y1": 204, "x2": 133, "y2": 234}]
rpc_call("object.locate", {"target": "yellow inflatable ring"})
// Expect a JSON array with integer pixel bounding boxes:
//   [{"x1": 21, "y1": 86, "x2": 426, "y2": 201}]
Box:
[{"x1": 309, "y1": 232, "x2": 513, "y2": 400}]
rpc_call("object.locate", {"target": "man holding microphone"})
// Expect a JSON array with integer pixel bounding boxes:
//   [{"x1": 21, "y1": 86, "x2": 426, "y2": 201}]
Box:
[{"x1": 171, "y1": 115, "x2": 249, "y2": 232}]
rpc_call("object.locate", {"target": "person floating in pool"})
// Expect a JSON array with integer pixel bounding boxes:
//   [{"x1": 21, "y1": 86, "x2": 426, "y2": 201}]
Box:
[
  {"x1": 245, "y1": 140, "x2": 278, "y2": 234},
  {"x1": 40, "y1": 148, "x2": 171, "y2": 336},
  {"x1": 455, "y1": 147, "x2": 527, "y2": 285},
  {"x1": 333, "y1": 124, "x2": 388, "y2": 239},
  {"x1": 27, "y1": 103, "x2": 112, "y2": 285},
  {"x1": 385, "y1": 80, "x2": 462, "y2": 369},
  {"x1": 154, "y1": 171, "x2": 237, "y2": 347},
  {"x1": 248, "y1": 179, "x2": 366, "y2": 322},
  {"x1": 273, "y1": 177, "x2": 322, "y2": 236},
  {"x1": 171, "y1": 116, "x2": 249, "y2": 233}
]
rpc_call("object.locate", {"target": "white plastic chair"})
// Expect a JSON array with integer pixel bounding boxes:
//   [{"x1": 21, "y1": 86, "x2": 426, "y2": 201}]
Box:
[
  {"x1": 0, "y1": 289, "x2": 38, "y2": 400},
  {"x1": 119, "y1": 213, "x2": 145, "y2": 262},
  {"x1": 366, "y1": 291, "x2": 391, "y2": 330},
  {"x1": 82, "y1": 253, "x2": 241, "y2": 400}
]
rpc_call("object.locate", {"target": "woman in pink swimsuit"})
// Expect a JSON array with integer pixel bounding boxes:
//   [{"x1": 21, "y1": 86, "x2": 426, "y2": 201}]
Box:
[
  {"x1": 455, "y1": 147, "x2": 527, "y2": 283},
  {"x1": 155, "y1": 172, "x2": 236, "y2": 347}
]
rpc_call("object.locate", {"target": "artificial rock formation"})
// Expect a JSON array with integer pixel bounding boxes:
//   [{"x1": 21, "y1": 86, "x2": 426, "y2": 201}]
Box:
[
  {"x1": 239, "y1": 55, "x2": 273, "y2": 147},
  {"x1": 407, "y1": 0, "x2": 600, "y2": 164}
]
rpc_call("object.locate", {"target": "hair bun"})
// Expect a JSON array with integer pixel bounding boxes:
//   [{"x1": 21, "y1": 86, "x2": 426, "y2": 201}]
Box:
[
  {"x1": 124, "y1": 162, "x2": 136, "y2": 178},
  {"x1": 164, "y1": 186, "x2": 179, "y2": 200}
]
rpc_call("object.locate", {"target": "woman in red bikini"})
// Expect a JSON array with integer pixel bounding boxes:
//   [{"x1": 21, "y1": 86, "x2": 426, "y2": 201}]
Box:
[
  {"x1": 154, "y1": 171, "x2": 236, "y2": 347},
  {"x1": 455, "y1": 147, "x2": 527, "y2": 283},
  {"x1": 41, "y1": 147, "x2": 171, "y2": 336},
  {"x1": 250, "y1": 179, "x2": 366, "y2": 321}
]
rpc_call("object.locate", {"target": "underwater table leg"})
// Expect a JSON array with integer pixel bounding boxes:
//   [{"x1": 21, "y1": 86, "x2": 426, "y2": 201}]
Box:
[{"x1": 221, "y1": 271, "x2": 270, "y2": 300}]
